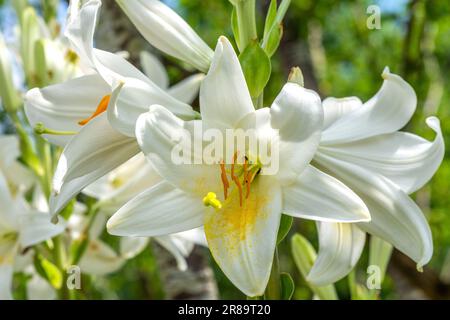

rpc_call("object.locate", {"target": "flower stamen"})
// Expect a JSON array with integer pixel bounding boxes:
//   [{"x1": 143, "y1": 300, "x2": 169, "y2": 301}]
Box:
[{"x1": 78, "y1": 94, "x2": 111, "y2": 126}]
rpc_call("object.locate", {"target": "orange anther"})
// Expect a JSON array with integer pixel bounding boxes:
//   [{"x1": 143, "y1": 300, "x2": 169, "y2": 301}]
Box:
[{"x1": 78, "y1": 94, "x2": 111, "y2": 126}]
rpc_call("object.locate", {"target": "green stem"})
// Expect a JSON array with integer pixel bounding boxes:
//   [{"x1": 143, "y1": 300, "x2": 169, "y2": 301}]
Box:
[
  {"x1": 264, "y1": 247, "x2": 281, "y2": 300},
  {"x1": 53, "y1": 235, "x2": 69, "y2": 299},
  {"x1": 235, "y1": 0, "x2": 257, "y2": 51}
]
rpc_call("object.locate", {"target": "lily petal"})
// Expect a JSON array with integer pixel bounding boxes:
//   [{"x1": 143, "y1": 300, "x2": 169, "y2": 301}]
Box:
[
  {"x1": 25, "y1": 74, "x2": 110, "y2": 146},
  {"x1": 107, "y1": 181, "x2": 204, "y2": 237},
  {"x1": 200, "y1": 37, "x2": 254, "y2": 130},
  {"x1": 321, "y1": 68, "x2": 417, "y2": 145},
  {"x1": 83, "y1": 154, "x2": 162, "y2": 212},
  {"x1": 0, "y1": 135, "x2": 20, "y2": 168},
  {"x1": 119, "y1": 237, "x2": 149, "y2": 259},
  {"x1": 154, "y1": 236, "x2": 190, "y2": 271},
  {"x1": 140, "y1": 51, "x2": 169, "y2": 89},
  {"x1": 205, "y1": 175, "x2": 282, "y2": 297},
  {"x1": 116, "y1": 0, "x2": 213, "y2": 72},
  {"x1": 322, "y1": 97, "x2": 362, "y2": 130},
  {"x1": 79, "y1": 239, "x2": 125, "y2": 275},
  {"x1": 307, "y1": 222, "x2": 366, "y2": 286},
  {"x1": 282, "y1": 165, "x2": 370, "y2": 223},
  {"x1": 136, "y1": 105, "x2": 219, "y2": 196},
  {"x1": 18, "y1": 212, "x2": 65, "y2": 248},
  {"x1": 168, "y1": 73, "x2": 205, "y2": 104},
  {"x1": 65, "y1": 0, "x2": 149, "y2": 86},
  {"x1": 315, "y1": 152, "x2": 433, "y2": 268},
  {"x1": 270, "y1": 82, "x2": 323, "y2": 184},
  {"x1": 108, "y1": 76, "x2": 196, "y2": 137},
  {"x1": 319, "y1": 117, "x2": 444, "y2": 194},
  {"x1": 50, "y1": 114, "x2": 140, "y2": 217},
  {"x1": 0, "y1": 264, "x2": 13, "y2": 300}
]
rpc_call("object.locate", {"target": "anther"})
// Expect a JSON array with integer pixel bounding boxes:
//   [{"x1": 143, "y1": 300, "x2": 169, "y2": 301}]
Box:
[{"x1": 78, "y1": 94, "x2": 111, "y2": 126}]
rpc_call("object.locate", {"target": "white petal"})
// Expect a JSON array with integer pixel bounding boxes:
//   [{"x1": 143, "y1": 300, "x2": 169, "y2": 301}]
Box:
[
  {"x1": 0, "y1": 172, "x2": 17, "y2": 229},
  {"x1": 269, "y1": 83, "x2": 323, "y2": 184},
  {"x1": 205, "y1": 176, "x2": 282, "y2": 297},
  {"x1": 107, "y1": 181, "x2": 204, "y2": 237},
  {"x1": 79, "y1": 240, "x2": 125, "y2": 275},
  {"x1": 119, "y1": 237, "x2": 149, "y2": 259},
  {"x1": 321, "y1": 68, "x2": 417, "y2": 145},
  {"x1": 315, "y1": 152, "x2": 433, "y2": 268},
  {"x1": 140, "y1": 51, "x2": 169, "y2": 88},
  {"x1": 0, "y1": 264, "x2": 13, "y2": 300},
  {"x1": 116, "y1": 0, "x2": 213, "y2": 72},
  {"x1": 307, "y1": 222, "x2": 366, "y2": 286},
  {"x1": 83, "y1": 153, "x2": 161, "y2": 210},
  {"x1": 50, "y1": 114, "x2": 140, "y2": 217},
  {"x1": 283, "y1": 165, "x2": 370, "y2": 222},
  {"x1": 174, "y1": 227, "x2": 208, "y2": 247},
  {"x1": 319, "y1": 116, "x2": 444, "y2": 194},
  {"x1": 64, "y1": 0, "x2": 99, "y2": 68},
  {"x1": 322, "y1": 96, "x2": 362, "y2": 129},
  {"x1": 200, "y1": 37, "x2": 254, "y2": 129},
  {"x1": 0, "y1": 135, "x2": 20, "y2": 168},
  {"x1": 136, "y1": 106, "x2": 219, "y2": 196},
  {"x1": 154, "y1": 236, "x2": 189, "y2": 271},
  {"x1": 107, "y1": 76, "x2": 196, "y2": 137},
  {"x1": 24, "y1": 74, "x2": 110, "y2": 146},
  {"x1": 65, "y1": 0, "x2": 150, "y2": 86},
  {"x1": 93, "y1": 49, "x2": 151, "y2": 86},
  {"x1": 26, "y1": 273, "x2": 56, "y2": 300},
  {"x1": 18, "y1": 212, "x2": 65, "y2": 248},
  {"x1": 168, "y1": 73, "x2": 205, "y2": 104}
]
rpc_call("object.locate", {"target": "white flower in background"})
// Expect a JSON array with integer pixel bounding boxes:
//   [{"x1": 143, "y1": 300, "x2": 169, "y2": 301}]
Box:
[
  {"x1": 24, "y1": 0, "x2": 202, "y2": 219},
  {"x1": 0, "y1": 137, "x2": 64, "y2": 300},
  {"x1": 107, "y1": 36, "x2": 371, "y2": 297},
  {"x1": 116, "y1": 0, "x2": 213, "y2": 72},
  {"x1": 0, "y1": 135, "x2": 35, "y2": 194},
  {"x1": 304, "y1": 68, "x2": 445, "y2": 286},
  {"x1": 81, "y1": 154, "x2": 206, "y2": 272}
]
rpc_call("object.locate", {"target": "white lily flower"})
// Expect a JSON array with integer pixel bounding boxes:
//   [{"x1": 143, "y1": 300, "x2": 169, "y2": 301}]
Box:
[
  {"x1": 82, "y1": 153, "x2": 207, "y2": 272},
  {"x1": 306, "y1": 68, "x2": 445, "y2": 286},
  {"x1": 116, "y1": 0, "x2": 213, "y2": 72},
  {"x1": 24, "y1": 0, "x2": 201, "y2": 218},
  {"x1": 107, "y1": 36, "x2": 370, "y2": 297},
  {"x1": 0, "y1": 172, "x2": 64, "y2": 300}
]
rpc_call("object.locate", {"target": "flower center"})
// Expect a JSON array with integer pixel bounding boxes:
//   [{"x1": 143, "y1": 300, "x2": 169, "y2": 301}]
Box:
[
  {"x1": 204, "y1": 152, "x2": 262, "y2": 210},
  {"x1": 78, "y1": 94, "x2": 111, "y2": 126}
]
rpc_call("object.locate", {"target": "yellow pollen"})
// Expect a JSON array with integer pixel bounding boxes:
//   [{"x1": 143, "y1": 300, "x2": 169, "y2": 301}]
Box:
[
  {"x1": 203, "y1": 192, "x2": 222, "y2": 210},
  {"x1": 78, "y1": 94, "x2": 111, "y2": 126}
]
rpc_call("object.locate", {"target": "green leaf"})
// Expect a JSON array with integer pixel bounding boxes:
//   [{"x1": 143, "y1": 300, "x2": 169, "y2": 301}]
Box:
[
  {"x1": 264, "y1": 24, "x2": 283, "y2": 57},
  {"x1": 277, "y1": 214, "x2": 293, "y2": 244},
  {"x1": 263, "y1": 0, "x2": 278, "y2": 38},
  {"x1": 34, "y1": 254, "x2": 63, "y2": 289},
  {"x1": 239, "y1": 42, "x2": 271, "y2": 99},
  {"x1": 231, "y1": 8, "x2": 241, "y2": 52},
  {"x1": 291, "y1": 233, "x2": 339, "y2": 300},
  {"x1": 280, "y1": 272, "x2": 295, "y2": 300}
]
